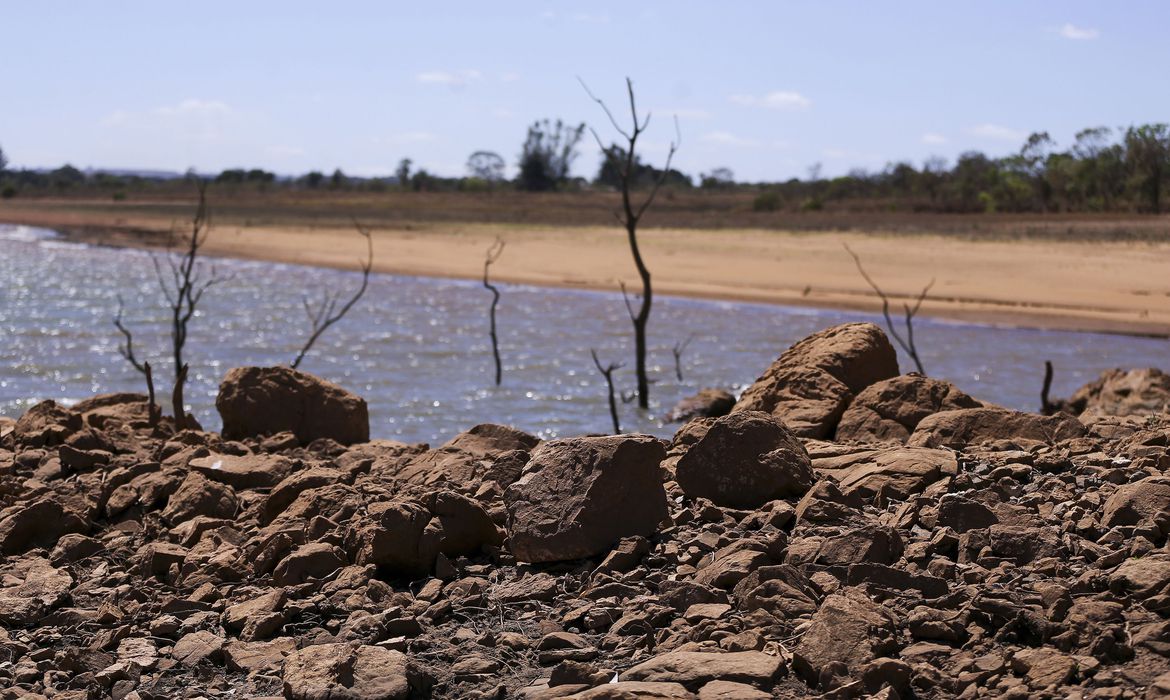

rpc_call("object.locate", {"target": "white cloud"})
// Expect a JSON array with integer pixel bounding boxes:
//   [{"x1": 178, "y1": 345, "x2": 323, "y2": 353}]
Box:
[
  {"x1": 968, "y1": 123, "x2": 1026, "y2": 142},
  {"x1": 1058, "y1": 23, "x2": 1099, "y2": 40},
  {"x1": 701, "y1": 131, "x2": 760, "y2": 147},
  {"x1": 153, "y1": 98, "x2": 232, "y2": 117},
  {"x1": 729, "y1": 91, "x2": 812, "y2": 110},
  {"x1": 921, "y1": 132, "x2": 948, "y2": 145},
  {"x1": 416, "y1": 70, "x2": 482, "y2": 88}
]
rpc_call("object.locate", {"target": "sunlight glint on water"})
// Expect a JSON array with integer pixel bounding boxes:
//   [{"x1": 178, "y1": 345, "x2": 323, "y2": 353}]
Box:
[{"x1": 1, "y1": 224, "x2": 1166, "y2": 444}]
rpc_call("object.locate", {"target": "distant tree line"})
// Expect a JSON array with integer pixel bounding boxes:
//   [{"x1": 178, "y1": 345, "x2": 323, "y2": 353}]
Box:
[{"x1": 2, "y1": 123, "x2": 1167, "y2": 213}]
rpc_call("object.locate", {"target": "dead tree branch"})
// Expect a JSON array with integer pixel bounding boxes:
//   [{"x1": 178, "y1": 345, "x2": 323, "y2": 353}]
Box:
[
  {"x1": 144, "y1": 362, "x2": 161, "y2": 429},
  {"x1": 843, "y1": 243, "x2": 933, "y2": 375},
  {"x1": 1040, "y1": 360, "x2": 1060, "y2": 415},
  {"x1": 113, "y1": 295, "x2": 147, "y2": 375},
  {"x1": 172, "y1": 363, "x2": 191, "y2": 430},
  {"x1": 483, "y1": 237, "x2": 505, "y2": 385},
  {"x1": 581, "y1": 76, "x2": 681, "y2": 410},
  {"x1": 591, "y1": 349, "x2": 624, "y2": 434},
  {"x1": 114, "y1": 181, "x2": 225, "y2": 428},
  {"x1": 291, "y1": 221, "x2": 374, "y2": 369},
  {"x1": 672, "y1": 334, "x2": 694, "y2": 382}
]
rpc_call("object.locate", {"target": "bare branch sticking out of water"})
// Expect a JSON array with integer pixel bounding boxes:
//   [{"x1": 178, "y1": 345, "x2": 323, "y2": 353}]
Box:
[
  {"x1": 591, "y1": 349, "x2": 624, "y2": 434},
  {"x1": 843, "y1": 243, "x2": 933, "y2": 375},
  {"x1": 291, "y1": 220, "x2": 374, "y2": 369}
]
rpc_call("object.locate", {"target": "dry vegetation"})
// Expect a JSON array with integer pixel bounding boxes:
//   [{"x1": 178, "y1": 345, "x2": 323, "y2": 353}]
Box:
[{"x1": 3, "y1": 189, "x2": 1170, "y2": 243}]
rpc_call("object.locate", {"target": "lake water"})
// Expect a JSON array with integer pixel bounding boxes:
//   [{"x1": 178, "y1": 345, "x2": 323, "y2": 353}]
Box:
[{"x1": 2, "y1": 223, "x2": 1166, "y2": 444}]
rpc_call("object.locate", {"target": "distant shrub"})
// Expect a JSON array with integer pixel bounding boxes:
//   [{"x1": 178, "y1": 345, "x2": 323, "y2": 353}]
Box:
[
  {"x1": 112, "y1": 192, "x2": 127, "y2": 201},
  {"x1": 753, "y1": 190, "x2": 783, "y2": 212},
  {"x1": 978, "y1": 191, "x2": 997, "y2": 213},
  {"x1": 1, "y1": 186, "x2": 15, "y2": 199},
  {"x1": 800, "y1": 196, "x2": 824, "y2": 212}
]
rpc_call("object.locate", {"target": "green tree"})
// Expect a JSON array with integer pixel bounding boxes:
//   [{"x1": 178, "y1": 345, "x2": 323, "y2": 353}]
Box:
[
  {"x1": 0, "y1": 144, "x2": 7, "y2": 174},
  {"x1": 329, "y1": 168, "x2": 347, "y2": 190},
  {"x1": 516, "y1": 119, "x2": 585, "y2": 192},
  {"x1": 466, "y1": 151, "x2": 505, "y2": 183},
  {"x1": 396, "y1": 158, "x2": 412, "y2": 190},
  {"x1": 1124, "y1": 124, "x2": 1170, "y2": 213},
  {"x1": 304, "y1": 171, "x2": 324, "y2": 189}
]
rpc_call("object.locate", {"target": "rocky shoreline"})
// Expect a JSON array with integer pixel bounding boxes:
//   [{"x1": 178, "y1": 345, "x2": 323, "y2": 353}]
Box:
[{"x1": 2, "y1": 322, "x2": 1169, "y2": 699}]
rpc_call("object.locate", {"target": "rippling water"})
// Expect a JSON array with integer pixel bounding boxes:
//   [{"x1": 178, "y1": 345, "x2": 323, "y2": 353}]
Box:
[{"x1": 1, "y1": 224, "x2": 1166, "y2": 444}]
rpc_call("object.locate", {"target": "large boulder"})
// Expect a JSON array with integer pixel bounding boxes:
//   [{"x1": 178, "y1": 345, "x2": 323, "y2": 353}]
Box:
[
  {"x1": 504, "y1": 435, "x2": 668, "y2": 563},
  {"x1": 395, "y1": 423, "x2": 539, "y2": 486},
  {"x1": 733, "y1": 323, "x2": 899, "y2": 439},
  {"x1": 908, "y1": 407, "x2": 1085, "y2": 449},
  {"x1": 1064, "y1": 367, "x2": 1170, "y2": 419},
  {"x1": 282, "y1": 642, "x2": 410, "y2": 700},
  {"x1": 12, "y1": 400, "x2": 82, "y2": 447},
  {"x1": 792, "y1": 593, "x2": 900, "y2": 688},
  {"x1": 346, "y1": 491, "x2": 501, "y2": 577},
  {"x1": 1101, "y1": 475, "x2": 1170, "y2": 528},
  {"x1": 836, "y1": 374, "x2": 982, "y2": 443},
  {"x1": 813, "y1": 446, "x2": 958, "y2": 502},
  {"x1": 216, "y1": 366, "x2": 369, "y2": 446},
  {"x1": 675, "y1": 411, "x2": 814, "y2": 508}
]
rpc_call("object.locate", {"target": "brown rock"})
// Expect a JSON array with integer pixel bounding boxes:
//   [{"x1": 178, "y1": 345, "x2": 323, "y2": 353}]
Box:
[
  {"x1": 216, "y1": 366, "x2": 369, "y2": 445},
  {"x1": 1064, "y1": 367, "x2": 1170, "y2": 418},
  {"x1": 224, "y1": 637, "x2": 297, "y2": 674},
  {"x1": 396, "y1": 423, "x2": 538, "y2": 486},
  {"x1": 189, "y1": 452, "x2": 297, "y2": 489},
  {"x1": 836, "y1": 374, "x2": 982, "y2": 443},
  {"x1": 569, "y1": 682, "x2": 696, "y2": 699},
  {"x1": 273, "y1": 542, "x2": 347, "y2": 586},
  {"x1": 676, "y1": 411, "x2": 814, "y2": 508},
  {"x1": 1109, "y1": 555, "x2": 1170, "y2": 599},
  {"x1": 822, "y1": 446, "x2": 958, "y2": 502},
  {"x1": 697, "y1": 680, "x2": 771, "y2": 699},
  {"x1": 346, "y1": 490, "x2": 501, "y2": 577},
  {"x1": 792, "y1": 593, "x2": 900, "y2": 687},
  {"x1": 0, "y1": 557, "x2": 73, "y2": 625},
  {"x1": 908, "y1": 407, "x2": 1085, "y2": 449},
  {"x1": 504, "y1": 435, "x2": 668, "y2": 563},
  {"x1": 171, "y1": 630, "x2": 224, "y2": 667},
  {"x1": 1101, "y1": 475, "x2": 1170, "y2": 528},
  {"x1": 0, "y1": 498, "x2": 88, "y2": 555},
  {"x1": 282, "y1": 642, "x2": 410, "y2": 699},
  {"x1": 12, "y1": 400, "x2": 82, "y2": 447},
  {"x1": 161, "y1": 472, "x2": 238, "y2": 525},
  {"x1": 666, "y1": 389, "x2": 736, "y2": 423},
  {"x1": 622, "y1": 650, "x2": 783, "y2": 690},
  {"x1": 733, "y1": 323, "x2": 899, "y2": 438}
]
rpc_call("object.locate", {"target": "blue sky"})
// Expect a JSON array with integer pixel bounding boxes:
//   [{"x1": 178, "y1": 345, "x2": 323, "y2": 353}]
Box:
[{"x1": 2, "y1": 1, "x2": 1165, "y2": 182}]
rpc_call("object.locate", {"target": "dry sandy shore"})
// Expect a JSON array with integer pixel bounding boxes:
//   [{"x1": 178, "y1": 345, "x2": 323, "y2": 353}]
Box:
[{"x1": 4, "y1": 205, "x2": 1170, "y2": 337}]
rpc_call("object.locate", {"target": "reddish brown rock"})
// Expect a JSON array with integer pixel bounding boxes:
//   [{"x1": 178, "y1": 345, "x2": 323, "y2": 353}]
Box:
[
  {"x1": 1064, "y1": 367, "x2": 1170, "y2": 419},
  {"x1": 1100, "y1": 475, "x2": 1170, "y2": 528},
  {"x1": 836, "y1": 374, "x2": 982, "y2": 443},
  {"x1": 676, "y1": 411, "x2": 813, "y2": 509},
  {"x1": 908, "y1": 407, "x2": 1085, "y2": 449},
  {"x1": 504, "y1": 435, "x2": 668, "y2": 563},
  {"x1": 282, "y1": 642, "x2": 410, "y2": 699},
  {"x1": 666, "y1": 388, "x2": 736, "y2": 423},
  {"x1": 792, "y1": 593, "x2": 900, "y2": 688},
  {"x1": 216, "y1": 366, "x2": 369, "y2": 445},
  {"x1": 396, "y1": 423, "x2": 538, "y2": 486},
  {"x1": 733, "y1": 323, "x2": 899, "y2": 438},
  {"x1": 0, "y1": 498, "x2": 88, "y2": 555},
  {"x1": 161, "y1": 472, "x2": 239, "y2": 525}
]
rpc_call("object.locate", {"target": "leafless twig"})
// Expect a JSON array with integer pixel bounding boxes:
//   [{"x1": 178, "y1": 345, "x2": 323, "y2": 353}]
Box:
[
  {"x1": 591, "y1": 349, "x2": 624, "y2": 434},
  {"x1": 672, "y1": 334, "x2": 694, "y2": 382},
  {"x1": 843, "y1": 243, "x2": 933, "y2": 375},
  {"x1": 291, "y1": 220, "x2": 374, "y2": 369},
  {"x1": 113, "y1": 295, "x2": 146, "y2": 375}
]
